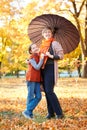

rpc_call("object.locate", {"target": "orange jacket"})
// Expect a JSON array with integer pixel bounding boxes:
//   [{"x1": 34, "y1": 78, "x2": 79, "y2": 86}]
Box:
[{"x1": 26, "y1": 54, "x2": 41, "y2": 82}]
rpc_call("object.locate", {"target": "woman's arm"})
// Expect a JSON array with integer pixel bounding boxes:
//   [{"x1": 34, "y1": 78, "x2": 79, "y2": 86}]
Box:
[
  {"x1": 46, "y1": 52, "x2": 60, "y2": 60},
  {"x1": 46, "y1": 41, "x2": 64, "y2": 60},
  {"x1": 46, "y1": 52, "x2": 54, "y2": 59},
  {"x1": 52, "y1": 41, "x2": 64, "y2": 60}
]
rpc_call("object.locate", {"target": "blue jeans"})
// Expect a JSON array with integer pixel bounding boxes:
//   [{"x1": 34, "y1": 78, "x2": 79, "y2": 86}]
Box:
[{"x1": 25, "y1": 81, "x2": 42, "y2": 116}]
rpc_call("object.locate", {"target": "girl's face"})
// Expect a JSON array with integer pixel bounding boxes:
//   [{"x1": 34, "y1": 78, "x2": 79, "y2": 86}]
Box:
[
  {"x1": 31, "y1": 44, "x2": 39, "y2": 54},
  {"x1": 42, "y1": 29, "x2": 53, "y2": 40}
]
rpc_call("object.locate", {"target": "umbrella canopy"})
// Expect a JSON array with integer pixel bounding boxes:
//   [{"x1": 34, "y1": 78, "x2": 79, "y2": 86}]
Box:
[{"x1": 28, "y1": 14, "x2": 80, "y2": 54}]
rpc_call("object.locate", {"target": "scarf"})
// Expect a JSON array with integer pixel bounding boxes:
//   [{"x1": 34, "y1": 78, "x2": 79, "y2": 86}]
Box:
[{"x1": 40, "y1": 38, "x2": 54, "y2": 68}]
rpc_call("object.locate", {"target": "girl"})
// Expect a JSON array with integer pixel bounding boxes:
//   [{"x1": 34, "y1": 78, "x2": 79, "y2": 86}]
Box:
[{"x1": 22, "y1": 43, "x2": 44, "y2": 119}]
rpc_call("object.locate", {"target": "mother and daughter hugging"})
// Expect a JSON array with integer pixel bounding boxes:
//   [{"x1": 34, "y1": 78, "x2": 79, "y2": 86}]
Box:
[{"x1": 22, "y1": 27, "x2": 64, "y2": 120}]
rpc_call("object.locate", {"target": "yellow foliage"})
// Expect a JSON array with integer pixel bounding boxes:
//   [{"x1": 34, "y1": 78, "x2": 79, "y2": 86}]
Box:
[
  {"x1": 69, "y1": 0, "x2": 75, "y2": 2},
  {"x1": 0, "y1": 0, "x2": 86, "y2": 76}
]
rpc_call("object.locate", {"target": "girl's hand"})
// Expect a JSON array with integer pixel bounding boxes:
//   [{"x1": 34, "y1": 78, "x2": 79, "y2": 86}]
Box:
[{"x1": 26, "y1": 59, "x2": 29, "y2": 64}]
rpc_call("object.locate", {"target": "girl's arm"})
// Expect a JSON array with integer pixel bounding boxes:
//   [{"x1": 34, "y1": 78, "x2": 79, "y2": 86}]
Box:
[{"x1": 29, "y1": 54, "x2": 44, "y2": 70}]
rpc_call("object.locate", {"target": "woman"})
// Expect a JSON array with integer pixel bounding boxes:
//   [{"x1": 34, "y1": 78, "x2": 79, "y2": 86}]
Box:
[{"x1": 40, "y1": 27, "x2": 64, "y2": 119}]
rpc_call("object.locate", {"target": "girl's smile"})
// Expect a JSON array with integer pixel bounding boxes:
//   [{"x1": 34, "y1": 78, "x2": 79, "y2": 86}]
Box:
[{"x1": 31, "y1": 44, "x2": 39, "y2": 53}]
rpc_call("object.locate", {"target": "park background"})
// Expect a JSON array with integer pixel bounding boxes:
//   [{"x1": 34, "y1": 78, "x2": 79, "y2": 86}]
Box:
[{"x1": 0, "y1": 0, "x2": 87, "y2": 130}]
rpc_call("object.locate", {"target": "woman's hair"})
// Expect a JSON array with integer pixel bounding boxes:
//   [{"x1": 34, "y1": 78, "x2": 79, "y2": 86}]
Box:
[
  {"x1": 42, "y1": 27, "x2": 53, "y2": 35},
  {"x1": 42, "y1": 27, "x2": 58, "y2": 37},
  {"x1": 28, "y1": 43, "x2": 33, "y2": 54}
]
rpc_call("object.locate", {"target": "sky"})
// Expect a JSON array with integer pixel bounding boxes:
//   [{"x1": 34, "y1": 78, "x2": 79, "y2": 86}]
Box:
[
  {"x1": 10, "y1": 0, "x2": 31, "y2": 9},
  {"x1": 10, "y1": 0, "x2": 66, "y2": 9}
]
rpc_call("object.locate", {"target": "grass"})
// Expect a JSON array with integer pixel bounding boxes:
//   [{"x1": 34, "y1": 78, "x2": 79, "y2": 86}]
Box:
[{"x1": 0, "y1": 77, "x2": 87, "y2": 129}]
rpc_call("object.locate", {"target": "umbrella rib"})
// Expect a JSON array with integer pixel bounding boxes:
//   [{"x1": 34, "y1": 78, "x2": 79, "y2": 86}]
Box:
[
  {"x1": 30, "y1": 18, "x2": 52, "y2": 27},
  {"x1": 56, "y1": 32, "x2": 77, "y2": 53},
  {"x1": 64, "y1": 31, "x2": 79, "y2": 46},
  {"x1": 63, "y1": 34, "x2": 78, "y2": 53},
  {"x1": 55, "y1": 34, "x2": 68, "y2": 53}
]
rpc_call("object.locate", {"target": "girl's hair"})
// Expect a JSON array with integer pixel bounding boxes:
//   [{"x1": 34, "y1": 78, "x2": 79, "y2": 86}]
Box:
[{"x1": 28, "y1": 43, "x2": 33, "y2": 54}]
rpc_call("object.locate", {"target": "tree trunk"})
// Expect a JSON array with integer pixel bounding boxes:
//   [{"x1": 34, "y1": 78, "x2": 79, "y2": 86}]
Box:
[
  {"x1": 16, "y1": 70, "x2": 19, "y2": 78},
  {"x1": 0, "y1": 62, "x2": 2, "y2": 78},
  {"x1": 83, "y1": 61, "x2": 87, "y2": 77},
  {"x1": 72, "y1": 0, "x2": 87, "y2": 78},
  {"x1": 85, "y1": 1, "x2": 87, "y2": 57},
  {"x1": 82, "y1": 1, "x2": 87, "y2": 77}
]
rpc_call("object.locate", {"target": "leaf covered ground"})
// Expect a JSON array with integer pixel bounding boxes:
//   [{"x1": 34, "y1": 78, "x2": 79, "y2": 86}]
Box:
[{"x1": 0, "y1": 77, "x2": 87, "y2": 130}]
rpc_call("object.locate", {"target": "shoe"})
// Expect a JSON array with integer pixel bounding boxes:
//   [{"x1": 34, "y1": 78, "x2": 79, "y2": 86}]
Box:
[
  {"x1": 46, "y1": 114, "x2": 55, "y2": 119},
  {"x1": 56, "y1": 114, "x2": 64, "y2": 119},
  {"x1": 22, "y1": 111, "x2": 33, "y2": 119}
]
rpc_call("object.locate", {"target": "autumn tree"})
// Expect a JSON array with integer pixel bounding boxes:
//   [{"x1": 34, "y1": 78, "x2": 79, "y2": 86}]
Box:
[
  {"x1": 59, "y1": 0, "x2": 87, "y2": 77},
  {"x1": 68, "y1": 0, "x2": 87, "y2": 77},
  {"x1": 0, "y1": 0, "x2": 29, "y2": 77},
  {"x1": 0, "y1": 0, "x2": 86, "y2": 78}
]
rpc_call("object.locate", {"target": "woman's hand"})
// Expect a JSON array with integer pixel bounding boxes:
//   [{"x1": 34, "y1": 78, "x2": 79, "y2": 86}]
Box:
[
  {"x1": 46, "y1": 52, "x2": 54, "y2": 59},
  {"x1": 40, "y1": 53, "x2": 44, "y2": 59}
]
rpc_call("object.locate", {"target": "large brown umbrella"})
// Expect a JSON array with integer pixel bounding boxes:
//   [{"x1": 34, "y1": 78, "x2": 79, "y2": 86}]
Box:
[{"x1": 28, "y1": 14, "x2": 80, "y2": 54}]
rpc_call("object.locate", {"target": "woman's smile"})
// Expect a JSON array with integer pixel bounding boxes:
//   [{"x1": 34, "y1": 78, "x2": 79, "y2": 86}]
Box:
[{"x1": 43, "y1": 30, "x2": 53, "y2": 40}]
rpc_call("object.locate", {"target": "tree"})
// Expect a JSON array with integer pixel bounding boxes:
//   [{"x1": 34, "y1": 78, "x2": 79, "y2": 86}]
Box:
[
  {"x1": 0, "y1": 0, "x2": 41, "y2": 77},
  {"x1": 0, "y1": 0, "x2": 29, "y2": 77},
  {"x1": 0, "y1": 0, "x2": 86, "y2": 78},
  {"x1": 61, "y1": 0, "x2": 87, "y2": 77}
]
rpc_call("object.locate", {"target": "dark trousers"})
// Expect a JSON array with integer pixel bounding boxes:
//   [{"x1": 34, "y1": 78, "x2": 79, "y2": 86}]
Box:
[{"x1": 41, "y1": 64, "x2": 63, "y2": 116}]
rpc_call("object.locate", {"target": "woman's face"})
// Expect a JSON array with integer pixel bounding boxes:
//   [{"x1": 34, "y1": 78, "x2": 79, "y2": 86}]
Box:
[{"x1": 42, "y1": 29, "x2": 53, "y2": 40}]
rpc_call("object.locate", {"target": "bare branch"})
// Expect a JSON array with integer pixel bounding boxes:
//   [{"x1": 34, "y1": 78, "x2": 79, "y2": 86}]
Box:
[
  {"x1": 72, "y1": 1, "x2": 77, "y2": 15},
  {"x1": 78, "y1": 0, "x2": 86, "y2": 17},
  {"x1": 71, "y1": 0, "x2": 86, "y2": 17}
]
